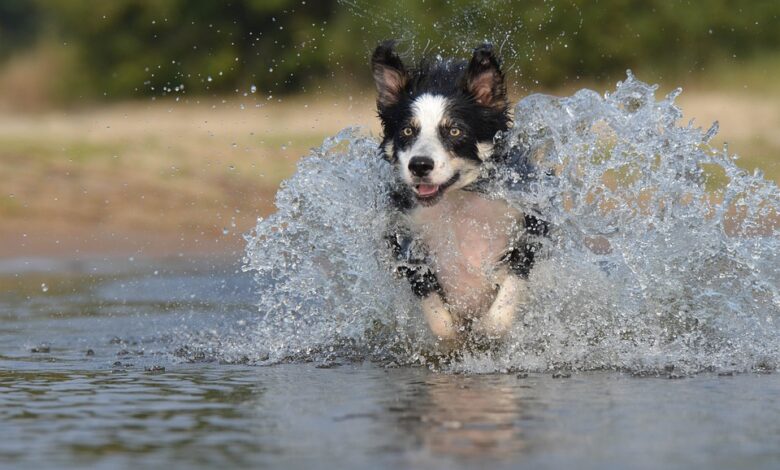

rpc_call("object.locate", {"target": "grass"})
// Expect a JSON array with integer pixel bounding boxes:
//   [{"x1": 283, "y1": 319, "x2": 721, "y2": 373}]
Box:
[
  {"x1": 0, "y1": 84, "x2": 776, "y2": 258},
  {"x1": 688, "y1": 54, "x2": 780, "y2": 95},
  {"x1": 0, "y1": 94, "x2": 380, "y2": 257},
  {"x1": 675, "y1": 89, "x2": 780, "y2": 183}
]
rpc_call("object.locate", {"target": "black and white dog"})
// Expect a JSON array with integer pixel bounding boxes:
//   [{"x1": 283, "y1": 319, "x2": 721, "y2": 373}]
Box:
[{"x1": 372, "y1": 41, "x2": 546, "y2": 341}]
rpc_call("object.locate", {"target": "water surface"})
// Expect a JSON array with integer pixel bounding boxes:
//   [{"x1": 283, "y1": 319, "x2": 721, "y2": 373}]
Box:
[
  {"x1": 1, "y1": 258, "x2": 778, "y2": 469},
  {"x1": 3, "y1": 77, "x2": 779, "y2": 468}
]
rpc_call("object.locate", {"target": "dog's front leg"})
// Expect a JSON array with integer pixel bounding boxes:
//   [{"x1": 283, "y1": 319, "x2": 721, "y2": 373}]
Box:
[
  {"x1": 474, "y1": 214, "x2": 546, "y2": 338},
  {"x1": 402, "y1": 266, "x2": 458, "y2": 340},
  {"x1": 421, "y1": 293, "x2": 458, "y2": 340},
  {"x1": 387, "y1": 229, "x2": 459, "y2": 340},
  {"x1": 473, "y1": 274, "x2": 527, "y2": 338}
]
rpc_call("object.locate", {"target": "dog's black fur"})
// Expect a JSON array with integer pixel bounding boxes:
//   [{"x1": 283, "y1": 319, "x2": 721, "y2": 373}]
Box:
[{"x1": 373, "y1": 41, "x2": 510, "y2": 165}]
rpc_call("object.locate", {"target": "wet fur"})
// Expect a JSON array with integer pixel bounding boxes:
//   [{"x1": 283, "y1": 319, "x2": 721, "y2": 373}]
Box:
[{"x1": 373, "y1": 41, "x2": 543, "y2": 341}]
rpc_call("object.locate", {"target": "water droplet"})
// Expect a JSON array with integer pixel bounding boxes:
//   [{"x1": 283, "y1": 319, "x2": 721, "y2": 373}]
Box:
[{"x1": 241, "y1": 76, "x2": 778, "y2": 374}]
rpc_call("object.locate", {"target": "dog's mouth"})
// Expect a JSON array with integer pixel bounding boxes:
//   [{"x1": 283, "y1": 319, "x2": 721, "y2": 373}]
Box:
[
  {"x1": 415, "y1": 183, "x2": 439, "y2": 197},
  {"x1": 412, "y1": 173, "x2": 460, "y2": 206}
]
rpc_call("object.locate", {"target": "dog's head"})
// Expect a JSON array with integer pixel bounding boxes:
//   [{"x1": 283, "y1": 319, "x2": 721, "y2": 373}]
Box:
[{"x1": 372, "y1": 41, "x2": 509, "y2": 206}]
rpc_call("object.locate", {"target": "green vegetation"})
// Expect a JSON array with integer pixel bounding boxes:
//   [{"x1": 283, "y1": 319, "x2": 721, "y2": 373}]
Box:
[
  {"x1": 2, "y1": 0, "x2": 780, "y2": 104},
  {"x1": 0, "y1": 1, "x2": 776, "y2": 256}
]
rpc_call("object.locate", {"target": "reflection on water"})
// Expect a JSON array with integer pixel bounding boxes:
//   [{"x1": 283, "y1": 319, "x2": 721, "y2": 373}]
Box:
[
  {"x1": 1, "y1": 259, "x2": 779, "y2": 469},
  {"x1": 395, "y1": 374, "x2": 530, "y2": 458},
  {"x1": 3, "y1": 363, "x2": 780, "y2": 469}
]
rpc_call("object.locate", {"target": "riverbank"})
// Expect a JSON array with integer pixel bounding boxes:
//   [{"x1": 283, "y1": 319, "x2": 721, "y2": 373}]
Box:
[{"x1": 1, "y1": 88, "x2": 777, "y2": 259}]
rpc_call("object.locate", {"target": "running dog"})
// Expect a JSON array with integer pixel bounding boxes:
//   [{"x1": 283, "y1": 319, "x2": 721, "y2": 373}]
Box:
[{"x1": 372, "y1": 41, "x2": 546, "y2": 341}]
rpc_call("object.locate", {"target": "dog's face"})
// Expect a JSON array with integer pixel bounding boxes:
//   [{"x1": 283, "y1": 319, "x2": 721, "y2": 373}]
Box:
[{"x1": 372, "y1": 41, "x2": 509, "y2": 206}]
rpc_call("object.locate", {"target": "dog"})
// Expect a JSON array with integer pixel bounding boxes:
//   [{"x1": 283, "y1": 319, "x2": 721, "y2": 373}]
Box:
[{"x1": 372, "y1": 40, "x2": 546, "y2": 341}]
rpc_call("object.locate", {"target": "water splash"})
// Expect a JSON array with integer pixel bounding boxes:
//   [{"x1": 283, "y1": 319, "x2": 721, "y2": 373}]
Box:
[{"x1": 236, "y1": 73, "x2": 778, "y2": 374}]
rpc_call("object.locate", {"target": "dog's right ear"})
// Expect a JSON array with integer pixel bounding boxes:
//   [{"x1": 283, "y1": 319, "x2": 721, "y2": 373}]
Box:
[
  {"x1": 371, "y1": 40, "x2": 407, "y2": 108},
  {"x1": 464, "y1": 43, "x2": 507, "y2": 110}
]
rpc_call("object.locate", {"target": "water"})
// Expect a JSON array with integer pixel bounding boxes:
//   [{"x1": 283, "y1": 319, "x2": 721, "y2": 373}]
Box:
[
  {"x1": 2, "y1": 258, "x2": 779, "y2": 469},
  {"x1": 2, "y1": 76, "x2": 779, "y2": 468},
  {"x1": 243, "y1": 73, "x2": 779, "y2": 374}
]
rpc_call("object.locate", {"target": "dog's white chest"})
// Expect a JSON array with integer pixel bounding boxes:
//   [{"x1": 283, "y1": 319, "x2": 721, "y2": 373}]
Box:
[{"x1": 410, "y1": 192, "x2": 520, "y2": 317}]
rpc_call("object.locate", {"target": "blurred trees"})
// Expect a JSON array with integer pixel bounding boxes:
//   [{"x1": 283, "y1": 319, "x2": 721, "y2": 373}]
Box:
[
  {"x1": 1, "y1": 0, "x2": 779, "y2": 102},
  {"x1": 0, "y1": 2, "x2": 41, "y2": 59},
  {"x1": 38, "y1": 0, "x2": 340, "y2": 100}
]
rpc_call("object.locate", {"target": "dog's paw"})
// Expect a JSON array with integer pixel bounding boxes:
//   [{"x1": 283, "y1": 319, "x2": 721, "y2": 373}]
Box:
[
  {"x1": 422, "y1": 295, "x2": 458, "y2": 340},
  {"x1": 471, "y1": 316, "x2": 513, "y2": 340},
  {"x1": 474, "y1": 275, "x2": 527, "y2": 338}
]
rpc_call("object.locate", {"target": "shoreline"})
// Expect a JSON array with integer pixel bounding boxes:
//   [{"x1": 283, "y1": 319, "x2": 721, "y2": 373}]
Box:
[
  {"x1": 1, "y1": 90, "x2": 777, "y2": 262},
  {"x1": 0, "y1": 223, "x2": 251, "y2": 262}
]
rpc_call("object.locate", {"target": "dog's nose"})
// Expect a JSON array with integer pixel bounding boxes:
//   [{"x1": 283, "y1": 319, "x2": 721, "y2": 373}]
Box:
[{"x1": 408, "y1": 156, "x2": 434, "y2": 177}]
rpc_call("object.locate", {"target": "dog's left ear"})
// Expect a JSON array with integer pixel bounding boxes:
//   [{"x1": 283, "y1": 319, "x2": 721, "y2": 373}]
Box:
[
  {"x1": 371, "y1": 40, "x2": 408, "y2": 108},
  {"x1": 463, "y1": 44, "x2": 507, "y2": 109}
]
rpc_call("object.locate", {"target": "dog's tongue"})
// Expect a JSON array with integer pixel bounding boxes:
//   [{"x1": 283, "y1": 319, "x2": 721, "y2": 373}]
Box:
[{"x1": 416, "y1": 184, "x2": 439, "y2": 197}]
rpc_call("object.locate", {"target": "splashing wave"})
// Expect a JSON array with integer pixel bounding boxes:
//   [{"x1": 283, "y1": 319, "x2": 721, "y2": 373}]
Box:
[{"x1": 235, "y1": 73, "x2": 779, "y2": 374}]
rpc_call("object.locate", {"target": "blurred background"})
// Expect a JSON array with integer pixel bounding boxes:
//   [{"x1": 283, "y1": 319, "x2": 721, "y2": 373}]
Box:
[{"x1": 0, "y1": 0, "x2": 778, "y2": 259}]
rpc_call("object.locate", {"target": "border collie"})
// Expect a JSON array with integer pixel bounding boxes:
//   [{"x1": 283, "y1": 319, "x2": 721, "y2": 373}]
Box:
[{"x1": 372, "y1": 41, "x2": 546, "y2": 342}]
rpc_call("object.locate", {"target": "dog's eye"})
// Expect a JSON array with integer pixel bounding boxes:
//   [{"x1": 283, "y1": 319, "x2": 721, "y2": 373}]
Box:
[
  {"x1": 449, "y1": 127, "x2": 461, "y2": 137},
  {"x1": 402, "y1": 127, "x2": 414, "y2": 137}
]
